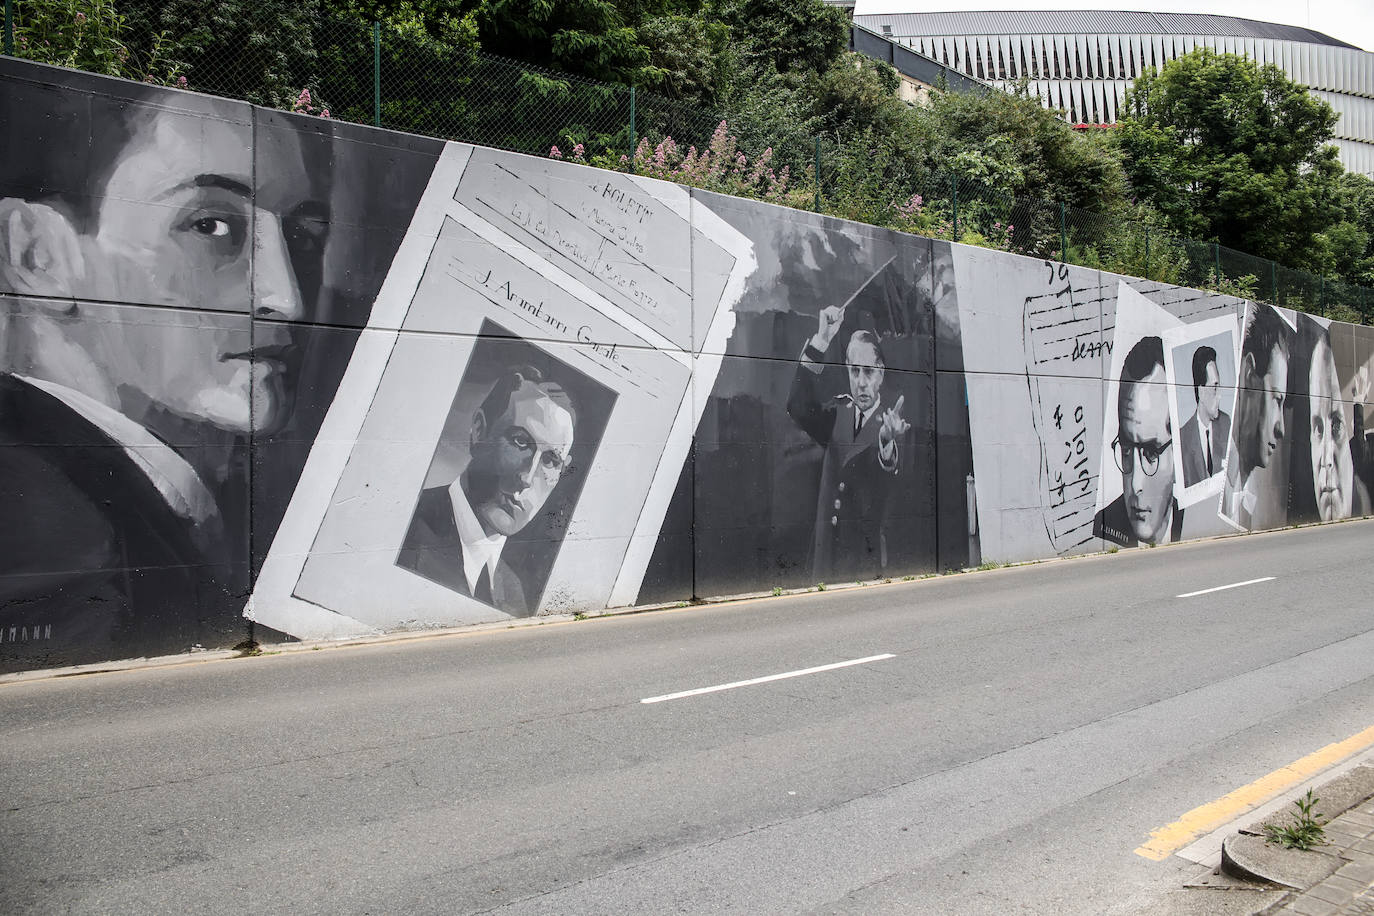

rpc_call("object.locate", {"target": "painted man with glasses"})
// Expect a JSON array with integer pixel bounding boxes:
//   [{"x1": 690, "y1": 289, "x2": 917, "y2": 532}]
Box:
[
  {"x1": 399, "y1": 365, "x2": 576, "y2": 616},
  {"x1": 1095, "y1": 336, "x2": 1184, "y2": 547}
]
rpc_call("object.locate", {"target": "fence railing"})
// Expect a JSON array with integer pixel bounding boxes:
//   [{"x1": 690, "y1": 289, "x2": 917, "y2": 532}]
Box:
[{"x1": 2, "y1": 6, "x2": 1369, "y2": 323}]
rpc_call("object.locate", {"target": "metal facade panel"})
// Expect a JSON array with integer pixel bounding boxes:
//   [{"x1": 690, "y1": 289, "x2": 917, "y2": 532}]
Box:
[
  {"x1": 852, "y1": 11, "x2": 1356, "y2": 49},
  {"x1": 847, "y1": 13, "x2": 1373, "y2": 175}
]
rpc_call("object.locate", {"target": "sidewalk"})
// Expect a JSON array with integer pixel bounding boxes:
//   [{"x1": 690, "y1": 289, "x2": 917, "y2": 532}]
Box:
[{"x1": 1261, "y1": 796, "x2": 1374, "y2": 915}]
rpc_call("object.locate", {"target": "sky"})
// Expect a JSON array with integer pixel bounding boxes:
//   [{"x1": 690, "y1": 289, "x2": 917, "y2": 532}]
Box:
[{"x1": 852, "y1": 0, "x2": 1374, "y2": 52}]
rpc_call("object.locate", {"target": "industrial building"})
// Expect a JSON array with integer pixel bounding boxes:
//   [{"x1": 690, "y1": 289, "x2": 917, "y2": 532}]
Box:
[{"x1": 851, "y1": 9, "x2": 1374, "y2": 175}]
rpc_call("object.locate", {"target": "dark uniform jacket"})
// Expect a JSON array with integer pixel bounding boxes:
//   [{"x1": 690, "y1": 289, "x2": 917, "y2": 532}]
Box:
[{"x1": 787, "y1": 349, "x2": 899, "y2": 582}]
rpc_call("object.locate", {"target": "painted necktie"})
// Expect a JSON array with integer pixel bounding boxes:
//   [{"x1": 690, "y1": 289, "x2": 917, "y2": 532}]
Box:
[{"x1": 475, "y1": 565, "x2": 493, "y2": 605}]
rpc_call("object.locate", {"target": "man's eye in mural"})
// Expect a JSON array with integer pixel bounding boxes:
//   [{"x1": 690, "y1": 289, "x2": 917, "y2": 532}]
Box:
[
  {"x1": 1316, "y1": 411, "x2": 1346, "y2": 443},
  {"x1": 178, "y1": 209, "x2": 246, "y2": 255},
  {"x1": 192, "y1": 217, "x2": 231, "y2": 237},
  {"x1": 285, "y1": 204, "x2": 330, "y2": 255},
  {"x1": 1113, "y1": 435, "x2": 1173, "y2": 476}
]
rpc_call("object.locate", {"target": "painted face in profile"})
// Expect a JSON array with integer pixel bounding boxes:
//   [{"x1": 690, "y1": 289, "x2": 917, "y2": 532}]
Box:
[
  {"x1": 846, "y1": 337, "x2": 884, "y2": 414},
  {"x1": 1308, "y1": 337, "x2": 1353, "y2": 522},
  {"x1": 465, "y1": 380, "x2": 575, "y2": 538},
  {"x1": 1240, "y1": 345, "x2": 1288, "y2": 472},
  {"x1": 81, "y1": 108, "x2": 325, "y2": 435},
  {"x1": 1118, "y1": 365, "x2": 1174, "y2": 543},
  {"x1": 1197, "y1": 361, "x2": 1221, "y2": 423}
]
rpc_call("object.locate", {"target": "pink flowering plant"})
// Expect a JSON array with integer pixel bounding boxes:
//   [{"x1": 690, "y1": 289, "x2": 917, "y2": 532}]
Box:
[
  {"x1": 290, "y1": 88, "x2": 332, "y2": 118},
  {"x1": 575, "y1": 121, "x2": 793, "y2": 204}
]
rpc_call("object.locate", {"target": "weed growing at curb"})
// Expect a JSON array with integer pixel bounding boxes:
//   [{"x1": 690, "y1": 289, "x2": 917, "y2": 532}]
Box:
[
  {"x1": 772, "y1": 587, "x2": 783, "y2": 597},
  {"x1": 231, "y1": 639, "x2": 262, "y2": 658},
  {"x1": 816, "y1": 582, "x2": 827, "y2": 592},
  {"x1": 1265, "y1": 790, "x2": 1327, "y2": 850}
]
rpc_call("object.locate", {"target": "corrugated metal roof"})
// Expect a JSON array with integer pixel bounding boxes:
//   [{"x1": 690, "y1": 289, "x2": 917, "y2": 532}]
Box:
[{"x1": 854, "y1": 10, "x2": 1360, "y2": 50}]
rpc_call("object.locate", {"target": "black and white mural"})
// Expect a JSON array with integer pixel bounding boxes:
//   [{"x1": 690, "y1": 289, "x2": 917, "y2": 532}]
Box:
[{"x1": 1, "y1": 58, "x2": 1370, "y2": 671}]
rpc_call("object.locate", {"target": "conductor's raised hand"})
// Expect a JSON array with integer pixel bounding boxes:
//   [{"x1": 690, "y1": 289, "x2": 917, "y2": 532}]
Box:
[{"x1": 811, "y1": 304, "x2": 845, "y2": 353}]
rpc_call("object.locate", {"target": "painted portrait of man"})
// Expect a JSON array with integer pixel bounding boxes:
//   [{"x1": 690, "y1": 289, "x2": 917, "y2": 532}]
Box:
[
  {"x1": 0, "y1": 77, "x2": 328, "y2": 665},
  {"x1": 787, "y1": 304, "x2": 911, "y2": 582},
  {"x1": 1094, "y1": 336, "x2": 1183, "y2": 547},
  {"x1": 398, "y1": 364, "x2": 577, "y2": 615},
  {"x1": 1179, "y1": 345, "x2": 1232, "y2": 488},
  {"x1": 1221, "y1": 305, "x2": 1291, "y2": 531},
  {"x1": 1290, "y1": 318, "x2": 1371, "y2": 524}
]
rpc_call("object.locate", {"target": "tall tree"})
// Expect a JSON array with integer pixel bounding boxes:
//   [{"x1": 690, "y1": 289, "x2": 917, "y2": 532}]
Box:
[
  {"x1": 1116, "y1": 48, "x2": 1343, "y2": 267},
  {"x1": 456, "y1": 0, "x2": 660, "y2": 85}
]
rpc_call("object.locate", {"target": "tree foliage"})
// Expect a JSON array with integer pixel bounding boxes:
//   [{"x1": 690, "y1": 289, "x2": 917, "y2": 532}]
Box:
[
  {"x1": 454, "y1": 0, "x2": 661, "y2": 85},
  {"x1": 10, "y1": 0, "x2": 1372, "y2": 300},
  {"x1": 1116, "y1": 48, "x2": 1346, "y2": 268}
]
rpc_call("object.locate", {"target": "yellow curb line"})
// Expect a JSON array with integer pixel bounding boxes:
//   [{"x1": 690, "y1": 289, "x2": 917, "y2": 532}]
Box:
[{"x1": 1135, "y1": 723, "x2": 1374, "y2": 861}]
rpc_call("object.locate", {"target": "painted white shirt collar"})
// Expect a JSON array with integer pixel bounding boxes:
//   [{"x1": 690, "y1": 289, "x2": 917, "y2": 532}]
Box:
[
  {"x1": 20, "y1": 375, "x2": 216, "y2": 525},
  {"x1": 446, "y1": 476, "x2": 507, "y2": 596},
  {"x1": 855, "y1": 396, "x2": 881, "y2": 430}
]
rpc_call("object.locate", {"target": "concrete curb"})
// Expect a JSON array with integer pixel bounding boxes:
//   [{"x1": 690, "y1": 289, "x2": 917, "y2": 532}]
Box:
[{"x1": 1214, "y1": 766, "x2": 1374, "y2": 913}]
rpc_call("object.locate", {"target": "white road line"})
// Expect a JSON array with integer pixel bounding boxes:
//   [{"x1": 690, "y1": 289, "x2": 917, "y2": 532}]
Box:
[
  {"x1": 1176, "y1": 576, "x2": 1276, "y2": 599},
  {"x1": 640, "y1": 654, "x2": 896, "y2": 704}
]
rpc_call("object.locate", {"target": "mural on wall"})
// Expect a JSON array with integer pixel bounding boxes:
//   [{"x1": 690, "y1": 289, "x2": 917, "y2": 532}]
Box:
[
  {"x1": 955, "y1": 249, "x2": 1374, "y2": 564},
  {"x1": 640, "y1": 194, "x2": 972, "y2": 601},
  {"x1": 2, "y1": 58, "x2": 1373, "y2": 671},
  {"x1": 245, "y1": 143, "x2": 754, "y2": 638},
  {"x1": 0, "y1": 61, "x2": 440, "y2": 670}
]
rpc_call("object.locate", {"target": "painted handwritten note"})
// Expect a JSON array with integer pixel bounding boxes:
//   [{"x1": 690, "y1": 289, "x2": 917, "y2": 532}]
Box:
[
  {"x1": 453, "y1": 148, "x2": 732, "y2": 350},
  {"x1": 1022, "y1": 262, "x2": 1111, "y2": 554}
]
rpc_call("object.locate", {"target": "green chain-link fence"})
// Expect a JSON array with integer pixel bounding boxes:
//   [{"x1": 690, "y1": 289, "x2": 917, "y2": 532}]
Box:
[{"x1": 3, "y1": 4, "x2": 1370, "y2": 323}]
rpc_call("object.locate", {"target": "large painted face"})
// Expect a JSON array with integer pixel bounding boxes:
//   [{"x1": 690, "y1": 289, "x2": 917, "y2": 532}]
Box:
[
  {"x1": 846, "y1": 337, "x2": 884, "y2": 414},
  {"x1": 1309, "y1": 338, "x2": 1353, "y2": 521},
  {"x1": 1118, "y1": 366, "x2": 1174, "y2": 543},
  {"x1": 465, "y1": 381, "x2": 575, "y2": 538},
  {"x1": 82, "y1": 109, "x2": 322, "y2": 434},
  {"x1": 1197, "y1": 361, "x2": 1221, "y2": 423},
  {"x1": 1238, "y1": 345, "x2": 1288, "y2": 472}
]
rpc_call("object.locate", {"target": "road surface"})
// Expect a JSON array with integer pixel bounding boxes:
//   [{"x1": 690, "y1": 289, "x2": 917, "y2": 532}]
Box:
[{"x1": 5, "y1": 520, "x2": 1374, "y2": 914}]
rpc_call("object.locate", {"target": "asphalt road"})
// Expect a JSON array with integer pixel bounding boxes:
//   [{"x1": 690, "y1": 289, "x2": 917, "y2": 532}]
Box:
[{"x1": 5, "y1": 520, "x2": 1374, "y2": 915}]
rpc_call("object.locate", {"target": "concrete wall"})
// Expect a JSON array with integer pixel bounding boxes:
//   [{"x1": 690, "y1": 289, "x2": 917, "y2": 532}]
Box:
[{"x1": 3, "y1": 59, "x2": 1370, "y2": 672}]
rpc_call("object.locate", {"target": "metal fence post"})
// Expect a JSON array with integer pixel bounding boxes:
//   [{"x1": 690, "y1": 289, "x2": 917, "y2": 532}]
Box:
[
  {"x1": 1143, "y1": 225, "x2": 1150, "y2": 280},
  {"x1": 1270, "y1": 261, "x2": 1277, "y2": 304},
  {"x1": 1213, "y1": 242, "x2": 1221, "y2": 286},
  {"x1": 372, "y1": 22, "x2": 381, "y2": 128},
  {"x1": 951, "y1": 175, "x2": 958, "y2": 239},
  {"x1": 629, "y1": 85, "x2": 636, "y2": 156},
  {"x1": 814, "y1": 137, "x2": 821, "y2": 213},
  {"x1": 4, "y1": 0, "x2": 13, "y2": 56},
  {"x1": 1320, "y1": 276, "x2": 1326, "y2": 317},
  {"x1": 1059, "y1": 202, "x2": 1067, "y2": 263}
]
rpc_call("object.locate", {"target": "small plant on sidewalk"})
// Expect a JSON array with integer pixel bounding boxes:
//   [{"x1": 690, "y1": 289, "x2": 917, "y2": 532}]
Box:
[{"x1": 1264, "y1": 789, "x2": 1327, "y2": 850}]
